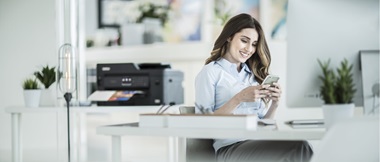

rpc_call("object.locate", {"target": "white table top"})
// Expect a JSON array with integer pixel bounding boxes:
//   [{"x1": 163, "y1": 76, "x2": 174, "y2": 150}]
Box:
[
  {"x1": 4, "y1": 105, "x2": 179, "y2": 114},
  {"x1": 96, "y1": 122, "x2": 325, "y2": 140},
  {"x1": 94, "y1": 107, "x2": 365, "y2": 141}
]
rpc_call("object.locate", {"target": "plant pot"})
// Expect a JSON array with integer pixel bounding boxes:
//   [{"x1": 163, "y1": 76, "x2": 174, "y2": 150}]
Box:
[
  {"x1": 23, "y1": 89, "x2": 42, "y2": 108},
  {"x1": 322, "y1": 103, "x2": 354, "y2": 129},
  {"x1": 121, "y1": 23, "x2": 144, "y2": 46},
  {"x1": 39, "y1": 88, "x2": 57, "y2": 107}
]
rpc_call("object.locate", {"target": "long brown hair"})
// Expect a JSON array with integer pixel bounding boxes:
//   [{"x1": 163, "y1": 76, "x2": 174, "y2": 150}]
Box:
[{"x1": 205, "y1": 13, "x2": 271, "y2": 84}]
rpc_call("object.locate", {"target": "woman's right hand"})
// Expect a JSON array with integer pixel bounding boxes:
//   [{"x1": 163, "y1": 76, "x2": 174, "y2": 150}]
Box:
[{"x1": 237, "y1": 85, "x2": 271, "y2": 102}]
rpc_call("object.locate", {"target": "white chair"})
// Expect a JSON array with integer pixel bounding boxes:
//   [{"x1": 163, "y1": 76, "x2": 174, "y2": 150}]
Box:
[{"x1": 310, "y1": 116, "x2": 379, "y2": 162}]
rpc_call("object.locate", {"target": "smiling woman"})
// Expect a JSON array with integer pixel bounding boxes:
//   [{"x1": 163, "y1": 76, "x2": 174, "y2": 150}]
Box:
[{"x1": 195, "y1": 13, "x2": 313, "y2": 162}]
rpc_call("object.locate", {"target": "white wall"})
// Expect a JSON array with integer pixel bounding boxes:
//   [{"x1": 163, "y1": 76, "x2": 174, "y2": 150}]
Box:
[
  {"x1": 0, "y1": 0, "x2": 58, "y2": 161},
  {"x1": 0, "y1": 0, "x2": 288, "y2": 161}
]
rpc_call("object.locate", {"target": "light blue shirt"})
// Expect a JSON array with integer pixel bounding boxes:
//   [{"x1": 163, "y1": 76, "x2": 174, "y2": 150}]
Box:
[{"x1": 195, "y1": 58, "x2": 268, "y2": 152}]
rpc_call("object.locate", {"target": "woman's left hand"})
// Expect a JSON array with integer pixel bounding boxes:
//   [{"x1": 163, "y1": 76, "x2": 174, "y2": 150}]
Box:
[{"x1": 266, "y1": 83, "x2": 282, "y2": 103}]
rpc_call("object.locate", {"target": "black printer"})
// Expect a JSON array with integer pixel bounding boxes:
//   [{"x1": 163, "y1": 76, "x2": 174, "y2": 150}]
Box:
[{"x1": 96, "y1": 63, "x2": 184, "y2": 106}]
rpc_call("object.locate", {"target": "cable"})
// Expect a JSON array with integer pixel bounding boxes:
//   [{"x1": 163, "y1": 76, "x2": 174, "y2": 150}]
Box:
[
  {"x1": 64, "y1": 93, "x2": 72, "y2": 162},
  {"x1": 156, "y1": 104, "x2": 166, "y2": 114}
]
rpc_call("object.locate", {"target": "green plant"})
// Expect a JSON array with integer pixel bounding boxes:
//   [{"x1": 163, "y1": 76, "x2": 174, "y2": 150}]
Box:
[
  {"x1": 137, "y1": 2, "x2": 170, "y2": 26},
  {"x1": 34, "y1": 65, "x2": 56, "y2": 89},
  {"x1": 317, "y1": 58, "x2": 356, "y2": 104},
  {"x1": 22, "y1": 78, "x2": 39, "y2": 90}
]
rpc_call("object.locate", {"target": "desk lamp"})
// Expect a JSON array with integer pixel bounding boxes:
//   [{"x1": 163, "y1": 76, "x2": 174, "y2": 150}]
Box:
[{"x1": 58, "y1": 43, "x2": 77, "y2": 162}]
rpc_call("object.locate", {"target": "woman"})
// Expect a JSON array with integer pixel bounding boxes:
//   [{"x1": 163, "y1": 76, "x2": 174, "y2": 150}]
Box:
[{"x1": 195, "y1": 13, "x2": 313, "y2": 162}]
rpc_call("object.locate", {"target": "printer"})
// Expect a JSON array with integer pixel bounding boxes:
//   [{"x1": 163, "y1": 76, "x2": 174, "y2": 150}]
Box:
[{"x1": 96, "y1": 63, "x2": 184, "y2": 106}]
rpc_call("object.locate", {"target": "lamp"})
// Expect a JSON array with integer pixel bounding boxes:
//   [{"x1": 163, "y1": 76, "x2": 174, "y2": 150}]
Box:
[{"x1": 58, "y1": 43, "x2": 77, "y2": 162}]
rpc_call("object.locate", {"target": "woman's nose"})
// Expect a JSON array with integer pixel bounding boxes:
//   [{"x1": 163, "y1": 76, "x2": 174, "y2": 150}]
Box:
[{"x1": 245, "y1": 45, "x2": 253, "y2": 52}]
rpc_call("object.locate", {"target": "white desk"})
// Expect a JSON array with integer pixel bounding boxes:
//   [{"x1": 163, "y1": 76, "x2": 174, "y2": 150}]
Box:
[
  {"x1": 5, "y1": 105, "x2": 173, "y2": 162},
  {"x1": 97, "y1": 118, "x2": 326, "y2": 162}
]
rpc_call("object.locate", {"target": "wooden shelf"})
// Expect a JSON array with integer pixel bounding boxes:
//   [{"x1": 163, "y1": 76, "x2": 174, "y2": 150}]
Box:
[{"x1": 85, "y1": 42, "x2": 212, "y2": 66}]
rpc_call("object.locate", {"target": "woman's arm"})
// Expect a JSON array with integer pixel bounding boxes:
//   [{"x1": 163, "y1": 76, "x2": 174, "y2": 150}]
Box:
[{"x1": 214, "y1": 84, "x2": 271, "y2": 115}]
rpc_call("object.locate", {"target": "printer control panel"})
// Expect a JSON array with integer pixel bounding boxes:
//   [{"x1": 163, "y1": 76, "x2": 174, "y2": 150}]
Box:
[{"x1": 104, "y1": 76, "x2": 150, "y2": 88}]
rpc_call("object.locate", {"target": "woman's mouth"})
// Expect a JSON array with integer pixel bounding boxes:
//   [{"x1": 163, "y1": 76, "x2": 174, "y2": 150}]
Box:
[{"x1": 240, "y1": 51, "x2": 250, "y2": 58}]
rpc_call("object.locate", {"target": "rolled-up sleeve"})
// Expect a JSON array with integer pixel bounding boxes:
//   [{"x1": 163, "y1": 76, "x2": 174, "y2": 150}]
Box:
[
  {"x1": 257, "y1": 100, "x2": 272, "y2": 119},
  {"x1": 195, "y1": 65, "x2": 217, "y2": 112}
]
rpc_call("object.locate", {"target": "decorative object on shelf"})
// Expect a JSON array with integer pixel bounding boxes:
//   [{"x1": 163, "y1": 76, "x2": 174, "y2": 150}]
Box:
[
  {"x1": 121, "y1": 23, "x2": 144, "y2": 46},
  {"x1": 22, "y1": 78, "x2": 41, "y2": 108},
  {"x1": 136, "y1": 2, "x2": 170, "y2": 44},
  {"x1": 318, "y1": 58, "x2": 356, "y2": 129},
  {"x1": 137, "y1": 2, "x2": 170, "y2": 26},
  {"x1": 143, "y1": 18, "x2": 162, "y2": 44},
  {"x1": 99, "y1": 0, "x2": 170, "y2": 45},
  {"x1": 34, "y1": 65, "x2": 57, "y2": 106}
]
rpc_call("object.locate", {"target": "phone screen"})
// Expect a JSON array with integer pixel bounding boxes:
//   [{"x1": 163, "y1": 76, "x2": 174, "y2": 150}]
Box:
[{"x1": 262, "y1": 75, "x2": 280, "y2": 86}]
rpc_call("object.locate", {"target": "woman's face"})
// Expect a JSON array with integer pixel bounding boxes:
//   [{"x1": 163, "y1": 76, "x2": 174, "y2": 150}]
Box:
[{"x1": 224, "y1": 28, "x2": 258, "y2": 66}]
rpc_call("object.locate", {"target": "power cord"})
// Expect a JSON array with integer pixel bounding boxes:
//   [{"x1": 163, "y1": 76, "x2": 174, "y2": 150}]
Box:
[{"x1": 156, "y1": 103, "x2": 175, "y2": 114}]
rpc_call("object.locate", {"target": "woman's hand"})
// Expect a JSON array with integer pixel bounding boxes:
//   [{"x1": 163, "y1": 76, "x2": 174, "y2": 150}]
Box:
[
  {"x1": 266, "y1": 83, "x2": 282, "y2": 103},
  {"x1": 237, "y1": 84, "x2": 271, "y2": 102}
]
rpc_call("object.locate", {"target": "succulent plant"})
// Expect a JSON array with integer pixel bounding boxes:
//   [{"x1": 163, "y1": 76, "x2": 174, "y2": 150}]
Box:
[
  {"x1": 318, "y1": 58, "x2": 356, "y2": 104},
  {"x1": 34, "y1": 65, "x2": 56, "y2": 89}
]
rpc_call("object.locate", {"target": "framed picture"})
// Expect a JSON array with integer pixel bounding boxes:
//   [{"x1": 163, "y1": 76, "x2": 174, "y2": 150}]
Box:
[
  {"x1": 360, "y1": 50, "x2": 380, "y2": 115},
  {"x1": 98, "y1": 0, "x2": 133, "y2": 28},
  {"x1": 97, "y1": 0, "x2": 205, "y2": 43}
]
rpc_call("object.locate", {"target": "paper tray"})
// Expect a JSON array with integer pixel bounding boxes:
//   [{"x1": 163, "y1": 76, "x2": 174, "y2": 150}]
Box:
[{"x1": 139, "y1": 114, "x2": 258, "y2": 130}]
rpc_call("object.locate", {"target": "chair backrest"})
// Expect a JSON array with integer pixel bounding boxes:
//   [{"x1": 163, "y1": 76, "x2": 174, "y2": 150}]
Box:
[
  {"x1": 179, "y1": 106, "x2": 216, "y2": 162},
  {"x1": 310, "y1": 116, "x2": 379, "y2": 162},
  {"x1": 179, "y1": 106, "x2": 196, "y2": 114}
]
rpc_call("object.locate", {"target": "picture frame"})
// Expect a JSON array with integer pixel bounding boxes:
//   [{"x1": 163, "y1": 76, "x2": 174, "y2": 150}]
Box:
[
  {"x1": 360, "y1": 50, "x2": 380, "y2": 115},
  {"x1": 97, "y1": 0, "x2": 131, "y2": 28}
]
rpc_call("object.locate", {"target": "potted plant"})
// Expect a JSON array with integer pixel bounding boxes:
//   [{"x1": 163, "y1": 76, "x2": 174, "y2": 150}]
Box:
[
  {"x1": 317, "y1": 58, "x2": 356, "y2": 129},
  {"x1": 22, "y1": 78, "x2": 41, "y2": 107},
  {"x1": 34, "y1": 65, "x2": 56, "y2": 89},
  {"x1": 34, "y1": 65, "x2": 57, "y2": 106}
]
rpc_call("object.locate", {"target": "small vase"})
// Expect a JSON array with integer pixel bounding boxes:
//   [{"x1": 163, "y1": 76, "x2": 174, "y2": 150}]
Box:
[
  {"x1": 143, "y1": 18, "x2": 162, "y2": 44},
  {"x1": 120, "y1": 23, "x2": 144, "y2": 46},
  {"x1": 322, "y1": 103, "x2": 355, "y2": 129},
  {"x1": 39, "y1": 88, "x2": 57, "y2": 107},
  {"x1": 23, "y1": 89, "x2": 42, "y2": 108}
]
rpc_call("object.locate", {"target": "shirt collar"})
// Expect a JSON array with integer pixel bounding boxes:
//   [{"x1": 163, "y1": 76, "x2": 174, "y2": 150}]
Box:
[{"x1": 215, "y1": 58, "x2": 252, "y2": 74}]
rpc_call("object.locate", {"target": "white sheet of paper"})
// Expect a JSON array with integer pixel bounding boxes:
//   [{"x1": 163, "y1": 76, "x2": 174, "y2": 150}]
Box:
[{"x1": 87, "y1": 90, "x2": 116, "y2": 101}]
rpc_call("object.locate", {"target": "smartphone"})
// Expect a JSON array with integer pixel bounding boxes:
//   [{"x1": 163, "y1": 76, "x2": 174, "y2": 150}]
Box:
[{"x1": 261, "y1": 75, "x2": 280, "y2": 86}]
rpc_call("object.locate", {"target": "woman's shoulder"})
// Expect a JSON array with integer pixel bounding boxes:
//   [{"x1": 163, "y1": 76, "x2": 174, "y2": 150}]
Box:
[
  {"x1": 196, "y1": 61, "x2": 224, "y2": 79},
  {"x1": 199, "y1": 61, "x2": 224, "y2": 75}
]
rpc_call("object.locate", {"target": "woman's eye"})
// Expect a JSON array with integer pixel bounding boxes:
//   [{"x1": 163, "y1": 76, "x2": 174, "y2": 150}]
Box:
[{"x1": 241, "y1": 39, "x2": 248, "y2": 43}]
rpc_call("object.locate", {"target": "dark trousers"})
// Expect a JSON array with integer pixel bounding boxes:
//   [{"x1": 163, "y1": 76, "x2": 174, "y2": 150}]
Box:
[{"x1": 216, "y1": 140, "x2": 313, "y2": 162}]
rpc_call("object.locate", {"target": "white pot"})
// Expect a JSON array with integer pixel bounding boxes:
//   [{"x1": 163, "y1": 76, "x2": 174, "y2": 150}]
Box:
[
  {"x1": 23, "y1": 89, "x2": 42, "y2": 108},
  {"x1": 39, "y1": 88, "x2": 57, "y2": 107},
  {"x1": 322, "y1": 103, "x2": 355, "y2": 129},
  {"x1": 121, "y1": 23, "x2": 144, "y2": 46}
]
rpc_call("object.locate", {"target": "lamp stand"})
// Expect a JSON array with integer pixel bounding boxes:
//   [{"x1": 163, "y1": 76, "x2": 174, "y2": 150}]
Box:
[{"x1": 64, "y1": 93, "x2": 72, "y2": 162}]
